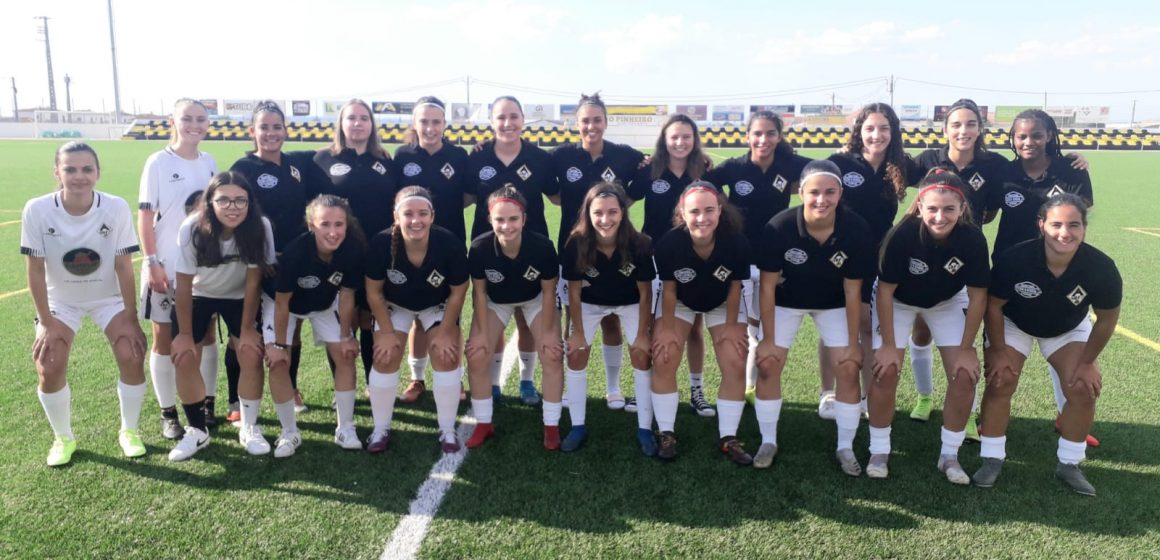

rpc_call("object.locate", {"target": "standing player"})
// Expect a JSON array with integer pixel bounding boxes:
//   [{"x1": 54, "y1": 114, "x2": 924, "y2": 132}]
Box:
[
  {"x1": 138, "y1": 98, "x2": 219, "y2": 440},
  {"x1": 23, "y1": 142, "x2": 148, "y2": 466},
  {"x1": 975, "y1": 195, "x2": 1120, "y2": 496},
  {"x1": 464, "y1": 187, "x2": 564, "y2": 450},
  {"x1": 652, "y1": 183, "x2": 751, "y2": 463},
  {"x1": 365, "y1": 187, "x2": 469, "y2": 453}
]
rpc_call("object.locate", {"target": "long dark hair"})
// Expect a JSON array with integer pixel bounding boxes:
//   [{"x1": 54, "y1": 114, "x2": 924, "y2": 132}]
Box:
[
  {"x1": 672, "y1": 181, "x2": 742, "y2": 237},
  {"x1": 388, "y1": 186, "x2": 435, "y2": 269},
  {"x1": 748, "y1": 110, "x2": 794, "y2": 160},
  {"x1": 566, "y1": 182, "x2": 649, "y2": 271},
  {"x1": 304, "y1": 193, "x2": 366, "y2": 251},
  {"x1": 192, "y1": 171, "x2": 271, "y2": 275},
  {"x1": 844, "y1": 103, "x2": 908, "y2": 202},
  {"x1": 879, "y1": 168, "x2": 974, "y2": 271},
  {"x1": 1010, "y1": 109, "x2": 1064, "y2": 160},
  {"x1": 652, "y1": 114, "x2": 706, "y2": 181}
]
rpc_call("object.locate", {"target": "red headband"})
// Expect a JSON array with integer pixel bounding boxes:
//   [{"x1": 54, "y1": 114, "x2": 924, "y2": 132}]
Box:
[
  {"x1": 680, "y1": 185, "x2": 717, "y2": 202},
  {"x1": 488, "y1": 196, "x2": 525, "y2": 212},
  {"x1": 917, "y1": 183, "x2": 964, "y2": 199}
]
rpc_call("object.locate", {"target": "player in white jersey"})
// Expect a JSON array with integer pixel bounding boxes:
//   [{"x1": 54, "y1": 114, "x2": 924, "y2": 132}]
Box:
[
  {"x1": 22, "y1": 142, "x2": 148, "y2": 466},
  {"x1": 137, "y1": 98, "x2": 220, "y2": 440}
]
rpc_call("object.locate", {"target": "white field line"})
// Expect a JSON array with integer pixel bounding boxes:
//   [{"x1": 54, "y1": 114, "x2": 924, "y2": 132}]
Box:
[{"x1": 1123, "y1": 227, "x2": 1160, "y2": 239}]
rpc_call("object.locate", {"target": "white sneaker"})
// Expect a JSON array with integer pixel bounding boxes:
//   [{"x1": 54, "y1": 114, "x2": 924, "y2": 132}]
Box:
[
  {"x1": 274, "y1": 432, "x2": 302, "y2": 458},
  {"x1": 817, "y1": 392, "x2": 836, "y2": 420},
  {"x1": 334, "y1": 426, "x2": 362, "y2": 450},
  {"x1": 239, "y1": 424, "x2": 271, "y2": 455},
  {"x1": 168, "y1": 427, "x2": 210, "y2": 462},
  {"x1": 866, "y1": 453, "x2": 890, "y2": 479},
  {"x1": 938, "y1": 454, "x2": 970, "y2": 485}
]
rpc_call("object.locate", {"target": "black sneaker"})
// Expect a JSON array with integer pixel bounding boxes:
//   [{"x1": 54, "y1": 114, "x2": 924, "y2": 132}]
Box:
[
  {"x1": 160, "y1": 407, "x2": 185, "y2": 440},
  {"x1": 203, "y1": 396, "x2": 218, "y2": 429},
  {"x1": 689, "y1": 386, "x2": 716, "y2": 417},
  {"x1": 657, "y1": 431, "x2": 678, "y2": 461}
]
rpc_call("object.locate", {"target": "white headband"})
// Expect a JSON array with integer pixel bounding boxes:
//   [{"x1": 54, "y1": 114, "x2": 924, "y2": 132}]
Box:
[
  {"x1": 803, "y1": 171, "x2": 843, "y2": 186},
  {"x1": 397, "y1": 195, "x2": 433, "y2": 209},
  {"x1": 414, "y1": 102, "x2": 445, "y2": 115}
]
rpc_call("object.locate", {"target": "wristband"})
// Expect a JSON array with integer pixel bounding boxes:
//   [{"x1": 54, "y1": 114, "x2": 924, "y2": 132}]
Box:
[
  {"x1": 145, "y1": 255, "x2": 160, "y2": 266},
  {"x1": 272, "y1": 342, "x2": 290, "y2": 350}
]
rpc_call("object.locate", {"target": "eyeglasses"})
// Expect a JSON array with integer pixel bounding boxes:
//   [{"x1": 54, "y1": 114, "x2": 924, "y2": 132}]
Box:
[{"x1": 212, "y1": 197, "x2": 249, "y2": 209}]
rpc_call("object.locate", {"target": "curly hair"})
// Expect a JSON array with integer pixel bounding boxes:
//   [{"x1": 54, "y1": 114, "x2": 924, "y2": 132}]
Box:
[{"x1": 844, "y1": 103, "x2": 908, "y2": 202}]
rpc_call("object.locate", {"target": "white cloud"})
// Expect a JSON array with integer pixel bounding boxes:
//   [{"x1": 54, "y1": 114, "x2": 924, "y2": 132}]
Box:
[
  {"x1": 983, "y1": 25, "x2": 1159, "y2": 65},
  {"x1": 755, "y1": 20, "x2": 899, "y2": 63},
  {"x1": 902, "y1": 25, "x2": 941, "y2": 42},
  {"x1": 590, "y1": 14, "x2": 685, "y2": 74}
]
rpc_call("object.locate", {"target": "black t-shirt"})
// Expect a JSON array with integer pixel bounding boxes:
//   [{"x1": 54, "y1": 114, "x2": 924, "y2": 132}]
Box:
[
  {"x1": 467, "y1": 140, "x2": 558, "y2": 241},
  {"x1": 989, "y1": 156, "x2": 1094, "y2": 259},
  {"x1": 270, "y1": 231, "x2": 363, "y2": 315},
  {"x1": 828, "y1": 152, "x2": 909, "y2": 245},
  {"x1": 560, "y1": 236, "x2": 656, "y2": 306},
  {"x1": 308, "y1": 148, "x2": 398, "y2": 240},
  {"x1": 550, "y1": 141, "x2": 645, "y2": 247},
  {"x1": 756, "y1": 206, "x2": 874, "y2": 310},
  {"x1": 628, "y1": 166, "x2": 696, "y2": 250},
  {"x1": 655, "y1": 228, "x2": 750, "y2": 313},
  {"x1": 879, "y1": 218, "x2": 990, "y2": 308},
  {"x1": 705, "y1": 151, "x2": 811, "y2": 247},
  {"x1": 990, "y1": 239, "x2": 1121, "y2": 338},
  {"x1": 468, "y1": 230, "x2": 558, "y2": 304},
  {"x1": 911, "y1": 148, "x2": 1009, "y2": 225},
  {"x1": 365, "y1": 225, "x2": 469, "y2": 312},
  {"x1": 229, "y1": 152, "x2": 311, "y2": 252},
  {"x1": 393, "y1": 140, "x2": 472, "y2": 242}
]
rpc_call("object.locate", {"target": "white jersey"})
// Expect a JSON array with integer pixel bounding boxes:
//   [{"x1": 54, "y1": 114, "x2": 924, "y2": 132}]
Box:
[
  {"x1": 176, "y1": 213, "x2": 275, "y2": 300},
  {"x1": 20, "y1": 191, "x2": 139, "y2": 304},
  {"x1": 138, "y1": 147, "x2": 217, "y2": 273}
]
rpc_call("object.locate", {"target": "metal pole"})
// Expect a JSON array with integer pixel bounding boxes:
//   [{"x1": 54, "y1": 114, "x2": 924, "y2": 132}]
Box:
[
  {"x1": 10, "y1": 77, "x2": 17, "y2": 121},
  {"x1": 1129, "y1": 99, "x2": 1137, "y2": 128},
  {"x1": 465, "y1": 75, "x2": 471, "y2": 110},
  {"x1": 35, "y1": 16, "x2": 57, "y2": 110},
  {"x1": 64, "y1": 74, "x2": 72, "y2": 112},
  {"x1": 889, "y1": 75, "x2": 894, "y2": 107},
  {"x1": 107, "y1": 0, "x2": 123, "y2": 123}
]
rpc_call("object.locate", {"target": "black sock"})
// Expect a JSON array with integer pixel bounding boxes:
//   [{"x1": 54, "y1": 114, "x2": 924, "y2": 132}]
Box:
[
  {"x1": 289, "y1": 345, "x2": 302, "y2": 390},
  {"x1": 360, "y1": 328, "x2": 375, "y2": 384},
  {"x1": 182, "y1": 400, "x2": 207, "y2": 431},
  {"x1": 161, "y1": 405, "x2": 179, "y2": 419},
  {"x1": 225, "y1": 346, "x2": 240, "y2": 405}
]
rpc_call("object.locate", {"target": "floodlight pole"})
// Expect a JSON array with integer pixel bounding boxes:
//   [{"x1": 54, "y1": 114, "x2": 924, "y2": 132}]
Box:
[
  {"x1": 35, "y1": 16, "x2": 57, "y2": 111},
  {"x1": 107, "y1": 0, "x2": 124, "y2": 123},
  {"x1": 64, "y1": 74, "x2": 72, "y2": 112},
  {"x1": 10, "y1": 77, "x2": 17, "y2": 120}
]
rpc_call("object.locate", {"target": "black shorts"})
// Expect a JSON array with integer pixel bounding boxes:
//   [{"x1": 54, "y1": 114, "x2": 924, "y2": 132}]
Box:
[{"x1": 171, "y1": 297, "x2": 252, "y2": 344}]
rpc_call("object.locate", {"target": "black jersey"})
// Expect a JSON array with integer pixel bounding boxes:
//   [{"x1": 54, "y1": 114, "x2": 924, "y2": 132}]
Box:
[
  {"x1": 560, "y1": 236, "x2": 656, "y2": 307},
  {"x1": 756, "y1": 206, "x2": 874, "y2": 310},
  {"x1": 309, "y1": 148, "x2": 398, "y2": 239},
  {"x1": 912, "y1": 148, "x2": 1008, "y2": 224},
  {"x1": 989, "y1": 157, "x2": 1094, "y2": 259},
  {"x1": 879, "y1": 218, "x2": 990, "y2": 308},
  {"x1": 229, "y1": 152, "x2": 310, "y2": 252},
  {"x1": 550, "y1": 141, "x2": 644, "y2": 247},
  {"x1": 628, "y1": 166, "x2": 697, "y2": 250},
  {"x1": 270, "y1": 231, "x2": 363, "y2": 315},
  {"x1": 365, "y1": 225, "x2": 469, "y2": 312},
  {"x1": 990, "y1": 239, "x2": 1121, "y2": 338},
  {"x1": 705, "y1": 151, "x2": 811, "y2": 247},
  {"x1": 655, "y1": 228, "x2": 750, "y2": 313},
  {"x1": 828, "y1": 152, "x2": 909, "y2": 245},
  {"x1": 393, "y1": 140, "x2": 472, "y2": 242},
  {"x1": 468, "y1": 230, "x2": 558, "y2": 305},
  {"x1": 467, "y1": 140, "x2": 558, "y2": 241}
]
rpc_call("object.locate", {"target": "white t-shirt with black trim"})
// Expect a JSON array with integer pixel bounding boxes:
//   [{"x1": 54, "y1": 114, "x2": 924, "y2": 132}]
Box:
[
  {"x1": 175, "y1": 213, "x2": 275, "y2": 300},
  {"x1": 138, "y1": 147, "x2": 217, "y2": 269}
]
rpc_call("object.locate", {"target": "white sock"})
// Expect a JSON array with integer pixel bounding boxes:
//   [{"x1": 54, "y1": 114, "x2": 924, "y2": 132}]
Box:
[
  {"x1": 149, "y1": 351, "x2": 177, "y2": 408},
  {"x1": 368, "y1": 368, "x2": 400, "y2": 432},
  {"x1": 910, "y1": 337, "x2": 934, "y2": 396},
  {"x1": 869, "y1": 426, "x2": 892, "y2": 455},
  {"x1": 1048, "y1": 364, "x2": 1066, "y2": 414},
  {"x1": 472, "y1": 398, "x2": 493, "y2": 424},
  {"x1": 980, "y1": 435, "x2": 1007, "y2": 460},
  {"x1": 240, "y1": 397, "x2": 262, "y2": 428},
  {"x1": 745, "y1": 326, "x2": 759, "y2": 390},
  {"x1": 602, "y1": 344, "x2": 622, "y2": 395},
  {"x1": 755, "y1": 398, "x2": 782, "y2": 445},
  {"x1": 409, "y1": 356, "x2": 428, "y2": 382},
  {"x1": 565, "y1": 368, "x2": 588, "y2": 426},
  {"x1": 200, "y1": 342, "x2": 219, "y2": 397},
  {"x1": 274, "y1": 399, "x2": 297, "y2": 434},
  {"x1": 689, "y1": 372, "x2": 703, "y2": 389},
  {"x1": 1057, "y1": 436, "x2": 1087, "y2": 465},
  {"x1": 652, "y1": 390, "x2": 679, "y2": 432},
  {"x1": 940, "y1": 426, "x2": 966, "y2": 457},
  {"x1": 432, "y1": 369, "x2": 461, "y2": 433},
  {"x1": 519, "y1": 351, "x2": 537, "y2": 382},
  {"x1": 542, "y1": 400, "x2": 562, "y2": 427},
  {"x1": 490, "y1": 352, "x2": 503, "y2": 386},
  {"x1": 116, "y1": 381, "x2": 147, "y2": 431},
  {"x1": 834, "y1": 401, "x2": 860, "y2": 451},
  {"x1": 717, "y1": 399, "x2": 744, "y2": 439},
  {"x1": 633, "y1": 369, "x2": 653, "y2": 430},
  {"x1": 38, "y1": 385, "x2": 73, "y2": 439},
  {"x1": 334, "y1": 390, "x2": 356, "y2": 431}
]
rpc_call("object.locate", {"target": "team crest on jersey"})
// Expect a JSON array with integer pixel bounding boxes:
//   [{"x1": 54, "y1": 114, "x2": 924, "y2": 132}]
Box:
[
  {"x1": 1067, "y1": 285, "x2": 1087, "y2": 306},
  {"x1": 619, "y1": 263, "x2": 636, "y2": 277},
  {"x1": 843, "y1": 172, "x2": 865, "y2": 188},
  {"x1": 99, "y1": 223, "x2": 111, "y2": 238},
  {"x1": 386, "y1": 269, "x2": 408, "y2": 285},
  {"x1": 62, "y1": 248, "x2": 100, "y2": 276},
  {"x1": 734, "y1": 180, "x2": 755, "y2": 196},
  {"x1": 372, "y1": 161, "x2": 387, "y2": 175},
  {"x1": 829, "y1": 251, "x2": 848, "y2": 268},
  {"x1": 289, "y1": 165, "x2": 301, "y2": 182},
  {"x1": 565, "y1": 167, "x2": 583, "y2": 182},
  {"x1": 516, "y1": 164, "x2": 532, "y2": 181},
  {"x1": 1047, "y1": 185, "x2": 1065, "y2": 198},
  {"x1": 159, "y1": 297, "x2": 173, "y2": 311},
  {"x1": 403, "y1": 163, "x2": 422, "y2": 177},
  {"x1": 328, "y1": 272, "x2": 344, "y2": 286},
  {"x1": 168, "y1": 172, "x2": 184, "y2": 183},
  {"x1": 652, "y1": 180, "x2": 671, "y2": 194},
  {"x1": 674, "y1": 268, "x2": 696, "y2": 283},
  {"x1": 785, "y1": 248, "x2": 808, "y2": 265},
  {"x1": 968, "y1": 172, "x2": 985, "y2": 191},
  {"x1": 712, "y1": 265, "x2": 732, "y2": 282},
  {"x1": 298, "y1": 275, "x2": 321, "y2": 289},
  {"x1": 329, "y1": 163, "x2": 352, "y2": 177},
  {"x1": 440, "y1": 163, "x2": 455, "y2": 180},
  {"x1": 908, "y1": 258, "x2": 929, "y2": 275},
  {"x1": 427, "y1": 270, "x2": 445, "y2": 288},
  {"x1": 484, "y1": 269, "x2": 504, "y2": 283},
  {"x1": 1004, "y1": 192, "x2": 1025, "y2": 208},
  {"x1": 584, "y1": 267, "x2": 599, "y2": 278},
  {"x1": 479, "y1": 166, "x2": 498, "y2": 181},
  {"x1": 523, "y1": 266, "x2": 540, "y2": 281},
  {"x1": 45, "y1": 226, "x2": 60, "y2": 237},
  {"x1": 944, "y1": 257, "x2": 964, "y2": 275},
  {"x1": 773, "y1": 175, "x2": 788, "y2": 192},
  {"x1": 256, "y1": 173, "x2": 279, "y2": 189},
  {"x1": 601, "y1": 167, "x2": 616, "y2": 183},
  {"x1": 1014, "y1": 281, "x2": 1042, "y2": 299}
]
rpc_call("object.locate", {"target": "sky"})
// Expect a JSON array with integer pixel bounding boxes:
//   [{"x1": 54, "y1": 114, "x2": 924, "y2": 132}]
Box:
[{"x1": 2, "y1": 0, "x2": 1158, "y2": 123}]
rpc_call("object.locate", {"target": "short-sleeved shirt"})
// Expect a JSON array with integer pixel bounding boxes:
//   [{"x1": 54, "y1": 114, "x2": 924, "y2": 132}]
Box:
[
  {"x1": 270, "y1": 231, "x2": 363, "y2": 315},
  {"x1": 756, "y1": 206, "x2": 874, "y2": 310},
  {"x1": 990, "y1": 157, "x2": 1094, "y2": 258},
  {"x1": 393, "y1": 140, "x2": 473, "y2": 241},
  {"x1": 990, "y1": 238, "x2": 1121, "y2": 338},
  {"x1": 467, "y1": 140, "x2": 558, "y2": 241},
  {"x1": 628, "y1": 166, "x2": 697, "y2": 250},
  {"x1": 175, "y1": 214, "x2": 276, "y2": 300},
  {"x1": 878, "y1": 218, "x2": 990, "y2": 308},
  {"x1": 366, "y1": 225, "x2": 469, "y2": 312},
  {"x1": 560, "y1": 236, "x2": 656, "y2": 306},
  {"x1": 468, "y1": 230, "x2": 558, "y2": 305},
  {"x1": 310, "y1": 148, "x2": 397, "y2": 239},
  {"x1": 912, "y1": 148, "x2": 1009, "y2": 224},
  {"x1": 138, "y1": 147, "x2": 218, "y2": 269},
  {"x1": 21, "y1": 191, "x2": 139, "y2": 304},
  {"x1": 229, "y1": 152, "x2": 309, "y2": 252},
  {"x1": 655, "y1": 228, "x2": 750, "y2": 313},
  {"x1": 705, "y1": 151, "x2": 811, "y2": 247},
  {"x1": 550, "y1": 141, "x2": 645, "y2": 247},
  {"x1": 828, "y1": 152, "x2": 907, "y2": 245}
]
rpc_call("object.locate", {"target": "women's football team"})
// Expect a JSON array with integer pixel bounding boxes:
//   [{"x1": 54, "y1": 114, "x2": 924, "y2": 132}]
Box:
[{"x1": 23, "y1": 95, "x2": 1119, "y2": 496}]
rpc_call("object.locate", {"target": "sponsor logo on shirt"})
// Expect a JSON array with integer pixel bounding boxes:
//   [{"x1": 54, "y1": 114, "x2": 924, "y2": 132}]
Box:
[
  {"x1": 328, "y1": 272, "x2": 344, "y2": 286},
  {"x1": 479, "y1": 166, "x2": 498, "y2": 181},
  {"x1": 289, "y1": 165, "x2": 301, "y2": 182},
  {"x1": 168, "y1": 172, "x2": 184, "y2": 183},
  {"x1": 842, "y1": 172, "x2": 865, "y2": 188},
  {"x1": 829, "y1": 251, "x2": 848, "y2": 268},
  {"x1": 329, "y1": 163, "x2": 352, "y2": 176},
  {"x1": 440, "y1": 163, "x2": 455, "y2": 180},
  {"x1": 619, "y1": 263, "x2": 636, "y2": 276},
  {"x1": 387, "y1": 269, "x2": 408, "y2": 285},
  {"x1": 944, "y1": 257, "x2": 964, "y2": 275},
  {"x1": 1067, "y1": 285, "x2": 1087, "y2": 306},
  {"x1": 298, "y1": 275, "x2": 321, "y2": 289},
  {"x1": 1004, "y1": 191, "x2": 1025, "y2": 208},
  {"x1": 601, "y1": 167, "x2": 616, "y2": 183},
  {"x1": 159, "y1": 296, "x2": 173, "y2": 311},
  {"x1": 523, "y1": 266, "x2": 541, "y2": 281},
  {"x1": 1014, "y1": 281, "x2": 1042, "y2": 298},
  {"x1": 908, "y1": 258, "x2": 929, "y2": 275},
  {"x1": 651, "y1": 180, "x2": 671, "y2": 194},
  {"x1": 734, "y1": 180, "x2": 754, "y2": 196},
  {"x1": 584, "y1": 266, "x2": 599, "y2": 278},
  {"x1": 403, "y1": 163, "x2": 422, "y2": 177},
  {"x1": 674, "y1": 268, "x2": 696, "y2": 283},
  {"x1": 99, "y1": 223, "x2": 111, "y2": 238},
  {"x1": 45, "y1": 227, "x2": 60, "y2": 237},
  {"x1": 773, "y1": 175, "x2": 788, "y2": 192},
  {"x1": 516, "y1": 164, "x2": 532, "y2": 181},
  {"x1": 256, "y1": 173, "x2": 279, "y2": 189},
  {"x1": 565, "y1": 167, "x2": 583, "y2": 182},
  {"x1": 1047, "y1": 185, "x2": 1065, "y2": 198},
  {"x1": 968, "y1": 172, "x2": 985, "y2": 191},
  {"x1": 62, "y1": 248, "x2": 101, "y2": 276},
  {"x1": 785, "y1": 248, "x2": 808, "y2": 265},
  {"x1": 427, "y1": 270, "x2": 445, "y2": 288},
  {"x1": 485, "y1": 269, "x2": 504, "y2": 283},
  {"x1": 372, "y1": 161, "x2": 387, "y2": 175},
  {"x1": 712, "y1": 265, "x2": 732, "y2": 282}
]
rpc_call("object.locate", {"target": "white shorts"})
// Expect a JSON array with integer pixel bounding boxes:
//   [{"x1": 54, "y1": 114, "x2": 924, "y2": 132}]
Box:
[
  {"x1": 488, "y1": 297, "x2": 544, "y2": 328},
  {"x1": 572, "y1": 302, "x2": 642, "y2": 346},
  {"x1": 379, "y1": 302, "x2": 447, "y2": 333},
  {"x1": 261, "y1": 294, "x2": 343, "y2": 345},
  {"x1": 41, "y1": 295, "x2": 125, "y2": 334},
  {"x1": 139, "y1": 268, "x2": 175, "y2": 323},
  {"x1": 741, "y1": 265, "x2": 762, "y2": 322},
  {"x1": 771, "y1": 306, "x2": 850, "y2": 348},
  {"x1": 999, "y1": 315, "x2": 1092, "y2": 360},
  {"x1": 658, "y1": 301, "x2": 745, "y2": 329},
  {"x1": 872, "y1": 288, "x2": 969, "y2": 350}
]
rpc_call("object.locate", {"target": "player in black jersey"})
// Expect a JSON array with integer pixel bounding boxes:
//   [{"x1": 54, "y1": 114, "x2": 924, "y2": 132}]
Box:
[{"x1": 975, "y1": 195, "x2": 1120, "y2": 496}]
